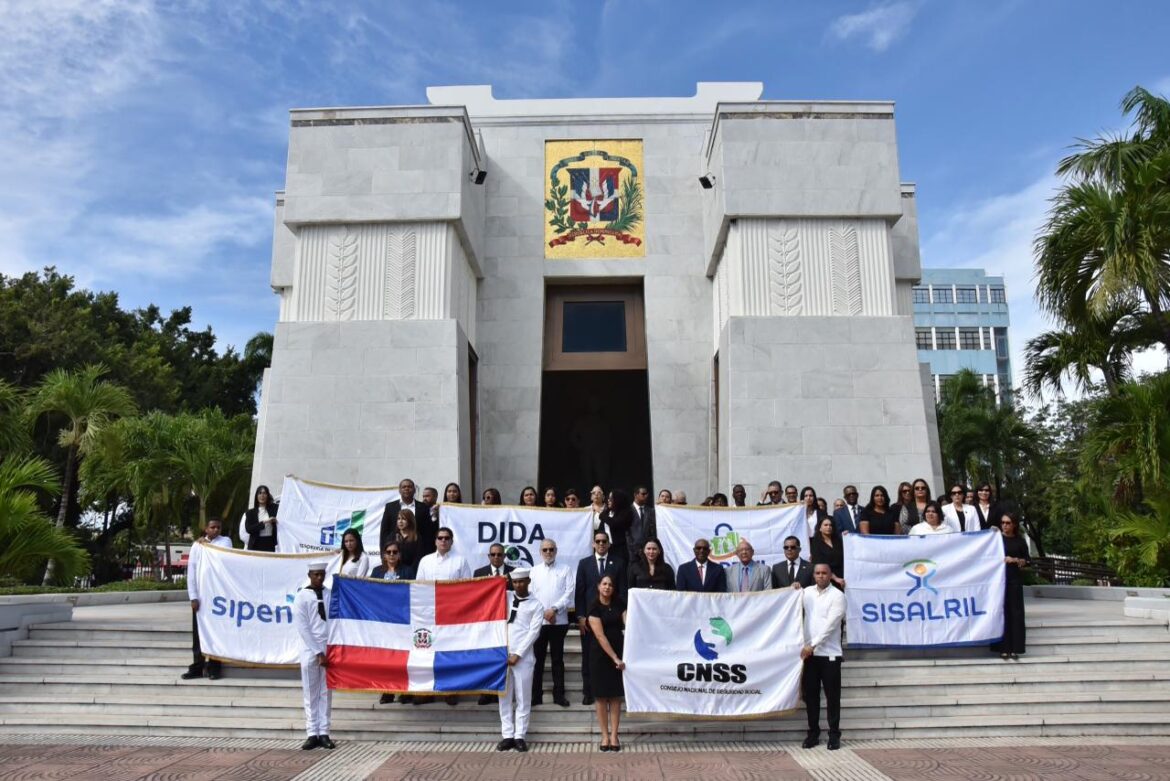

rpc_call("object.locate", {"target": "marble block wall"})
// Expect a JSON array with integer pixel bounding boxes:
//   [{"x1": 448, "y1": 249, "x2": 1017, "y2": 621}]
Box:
[
  {"x1": 717, "y1": 315, "x2": 943, "y2": 499},
  {"x1": 251, "y1": 319, "x2": 471, "y2": 492}
]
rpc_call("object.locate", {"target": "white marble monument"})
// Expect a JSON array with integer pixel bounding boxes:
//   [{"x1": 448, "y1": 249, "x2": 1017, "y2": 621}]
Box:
[{"x1": 252, "y1": 83, "x2": 944, "y2": 503}]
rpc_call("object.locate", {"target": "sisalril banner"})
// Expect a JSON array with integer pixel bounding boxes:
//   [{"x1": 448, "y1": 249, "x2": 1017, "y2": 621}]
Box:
[
  {"x1": 843, "y1": 529, "x2": 1006, "y2": 647},
  {"x1": 191, "y1": 541, "x2": 340, "y2": 666},
  {"x1": 274, "y1": 476, "x2": 399, "y2": 554},
  {"x1": 656, "y1": 504, "x2": 808, "y2": 571},
  {"x1": 623, "y1": 588, "x2": 804, "y2": 718},
  {"x1": 439, "y1": 504, "x2": 594, "y2": 570}
]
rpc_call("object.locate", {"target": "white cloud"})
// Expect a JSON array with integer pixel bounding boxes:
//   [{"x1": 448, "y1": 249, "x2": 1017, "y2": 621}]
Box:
[
  {"x1": 922, "y1": 174, "x2": 1168, "y2": 399},
  {"x1": 829, "y1": 2, "x2": 918, "y2": 53}
]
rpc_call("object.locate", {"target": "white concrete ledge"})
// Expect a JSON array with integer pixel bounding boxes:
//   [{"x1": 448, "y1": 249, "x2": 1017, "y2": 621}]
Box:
[
  {"x1": 1125, "y1": 597, "x2": 1170, "y2": 624},
  {"x1": 1028, "y1": 585, "x2": 1170, "y2": 602},
  {"x1": 0, "y1": 591, "x2": 188, "y2": 608}
]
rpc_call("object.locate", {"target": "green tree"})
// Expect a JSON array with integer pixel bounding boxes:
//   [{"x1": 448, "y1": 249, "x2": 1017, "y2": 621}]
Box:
[
  {"x1": 0, "y1": 456, "x2": 90, "y2": 584},
  {"x1": 0, "y1": 379, "x2": 30, "y2": 455},
  {"x1": 1036, "y1": 86, "x2": 1170, "y2": 348},
  {"x1": 1080, "y1": 370, "x2": 1170, "y2": 505}
]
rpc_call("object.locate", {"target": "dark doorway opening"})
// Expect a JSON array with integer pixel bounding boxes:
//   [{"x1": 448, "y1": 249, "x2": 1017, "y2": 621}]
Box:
[{"x1": 538, "y1": 370, "x2": 653, "y2": 494}]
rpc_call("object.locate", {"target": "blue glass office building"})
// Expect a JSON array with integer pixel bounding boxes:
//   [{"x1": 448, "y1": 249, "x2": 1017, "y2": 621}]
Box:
[{"x1": 913, "y1": 268, "x2": 1012, "y2": 402}]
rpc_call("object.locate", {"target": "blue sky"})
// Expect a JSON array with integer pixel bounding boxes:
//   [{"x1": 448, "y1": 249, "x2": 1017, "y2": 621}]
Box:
[{"x1": 3, "y1": 0, "x2": 1168, "y2": 381}]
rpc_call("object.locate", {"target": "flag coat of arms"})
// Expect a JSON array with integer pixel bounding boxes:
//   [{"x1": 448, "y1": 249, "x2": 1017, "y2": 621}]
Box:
[
  {"x1": 326, "y1": 576, "x2": 508, "y2": 694},
  {"x1": 545, "y1": 140, "x2": 645, "y2": 259}
]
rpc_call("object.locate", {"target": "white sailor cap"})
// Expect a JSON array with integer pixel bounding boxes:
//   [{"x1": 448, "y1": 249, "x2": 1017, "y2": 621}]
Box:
[
  {"x1": 307, "y1": 560, "x2": 330, "y2": 573},
  {"x1": 510, "y1": 567, "x2": 531, "y2": 580}
]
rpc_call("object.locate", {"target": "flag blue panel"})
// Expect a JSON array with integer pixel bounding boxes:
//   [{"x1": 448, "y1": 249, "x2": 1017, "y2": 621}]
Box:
[
  {"x1": 330, "y1": 577, "x2": 411, "y2": 624},
  {"x1": 433, "y1": 647, "x2": 508, "y2": 692}
]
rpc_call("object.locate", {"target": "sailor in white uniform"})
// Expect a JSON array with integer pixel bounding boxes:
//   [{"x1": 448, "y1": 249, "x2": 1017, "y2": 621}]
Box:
[
  {"x1": 293, "y1": 561, "x2": 334, "y2": 750},
  {"x1": 496, "y1": 567, "x2": 544, "y2": 752}
]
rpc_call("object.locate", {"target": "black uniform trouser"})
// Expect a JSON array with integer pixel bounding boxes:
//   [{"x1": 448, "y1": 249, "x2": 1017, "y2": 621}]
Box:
[
  {"x1": 532, "y1": 624, "x2": 568, "y2": 700},
  {"x1": 189, "y1": 610, "x2": 221, "y2": 675},
  {"x1": 802, "y1": 656, "x2": 841, "y2": 739},
  {"x1": 579, "y1": 626, "x2": 594, "y2": 698}
]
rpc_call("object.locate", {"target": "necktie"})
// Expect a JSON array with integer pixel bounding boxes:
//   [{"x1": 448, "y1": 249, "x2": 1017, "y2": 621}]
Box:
[
  {"x1": 638, "y1": 505, "x2": 644, "y2": 521},
  {"x1": 310, "y1": 586, "x2": 327, "y2": 621},
  {"x1": 739, "y1": 564, "x2": 748, "y2": 591},
  {"x1": 698, "y1": 563, "x2": 705, "y2": 583},
  {"x1": 598, "y1": 557, "x2": 605, "y2": 576},
  {"x1": 789, "y1": 561, "x2": 796, "y2": 582},
  {"x1": 851, "y1": 505, "x2": 858, "y2": 523},
  {"x1": 509, "y1": 595, "x2": 523, "y2": 624}
]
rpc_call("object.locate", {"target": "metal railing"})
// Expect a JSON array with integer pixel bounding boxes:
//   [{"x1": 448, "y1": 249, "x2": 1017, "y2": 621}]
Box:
[{"x1": 1032, "y1": 556, "x2": 1120, "y2": 586}]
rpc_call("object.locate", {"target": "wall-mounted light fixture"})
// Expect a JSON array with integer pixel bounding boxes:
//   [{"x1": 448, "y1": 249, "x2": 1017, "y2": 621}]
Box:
[
  {"x1": 470, "y1": 167, "x2": 487, "y2": 185},
  {"x1": 698, "y1": 173, "x2": 716, "y2": 190}
]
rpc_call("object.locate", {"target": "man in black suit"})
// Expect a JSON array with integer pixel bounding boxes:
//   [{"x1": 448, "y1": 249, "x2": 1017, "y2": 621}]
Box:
[
  {"x1": 675, "y1": 538, "x2": 728, "y2": 592},
  {"x1": 379, "y1": 478, "x2": 434, "y2": 556},
  {"x1": 574, "y1": 530, "x2": 625, "y2": 706},
  {"x1": 772, "y1": 536, "x2": 814, "y2": 589},
  {"x1": 475, "y1": 543, "x2": 514, "y2": 704},
  {"x1": 474, "y1": 544, "x2": 514, "y2": 584},
  {"x1": 628, "y1": 485, "x2": 656, "y2": 558}
]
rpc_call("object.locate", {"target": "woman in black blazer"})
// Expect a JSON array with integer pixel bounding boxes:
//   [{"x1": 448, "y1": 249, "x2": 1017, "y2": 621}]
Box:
[
  {"x1": 973, "y1": 483, "x2": 1001, "y2": 529},
  {"x1": 243, "y1": 485, "x2": 279, "y2": 551},
  {"x1": 627, "y1": 538, "x2": 675, "y2": 590}
]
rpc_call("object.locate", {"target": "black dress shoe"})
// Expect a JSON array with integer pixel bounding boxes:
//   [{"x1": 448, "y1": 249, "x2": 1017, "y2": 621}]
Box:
[
  {"x1": 496, "y1": 738, "x2": 515, "y2": 751},
  {"x1": 180, "y1": 671, "x2": 202, "y2": 680},
  {"x1": 801, "y1": 735, "x2": 819, "y2": 749},
  {"x1": 478, "y1": 694, "x2": 495, "y2": 705},
  {"x1": 611, "y1": 743, "x2": 621, "y2": 752},
  {"x1": 827, "y1": 737, "x2": 841, "y2": 751},
  {"x1": 582, "y1": 695, "x2": 595, "y2": 706},
  {"x1": 301, "y1": 736, "x2": 320, "y2": 750},
  {"x1": 318, "y1": 735, "x2": 336, "y2": 750},
  {"x1": 600, "y1": 743, "x2": 611, "y2": 752},
  {"x1": 514, "y1": 739, "x2": 528, "y2": 752},
  {"x1": 554, "y1": 697, "x2": 570, "y2": 707},
  {"x1": 531, "y1": 696, "x2": 544, "y2": 706},
  {"x1": 446, "y1": 696, "x2": 459, "y2": 706},
  {"x1": 379, "y1": 693, "x2": 395, "y2": 704},
  {"x1": 399, "y1": 695, "x2": 414, "y2": 704}
]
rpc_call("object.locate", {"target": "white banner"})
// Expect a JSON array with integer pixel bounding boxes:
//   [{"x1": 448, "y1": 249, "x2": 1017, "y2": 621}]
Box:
[
  {"x1": 192, "y1": 541, "x2": 341, "y2": 666},
  {"x1": 624, "y1": 588, "x2": 804, "y2": 718},
  {"x1": 275, "y1": 476, "x2": 399, "y2": 554},
  {"x1": 844, "y1": 529, "x2": 1006, "y2": 647},
  {"x1": 656, "y1": 505, "x2": 808, "y2": 571},
  {"x1": 440, "y1": 505, "x2": 594, "y2": 569}
]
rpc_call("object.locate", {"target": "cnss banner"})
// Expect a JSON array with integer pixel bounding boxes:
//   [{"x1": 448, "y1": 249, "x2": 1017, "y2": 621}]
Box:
[
  {"x1": 191, "y1": 541, "x2": 341, "y2": 666},
  {"x1": 844, "y1": 529, "x2": 1006, "y2": 647},
  {"x1": 440, "y1": 505, "x2": 593, "y2": 569},
  {"x1": 656, "y1": 505, "x2": 807, "y2": 570},
  {"x1": 624, "y1": 588, "x2": 804, "y2": 718},
  {"x1": 327, "y1": 575, "x2": 508, "y2": 694},
  {"x1": 274, "y1": 476, "x2": 399, "y2": 554}
]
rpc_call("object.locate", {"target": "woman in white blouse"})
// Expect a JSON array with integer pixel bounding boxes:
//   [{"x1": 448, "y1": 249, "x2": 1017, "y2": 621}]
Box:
[
  {"x1": 910, "y1": 502, "x2": 955, "y2": 535},
  {"x1": 942, "y1": 484, "x2": 979, "y2": 532},
  {"x1": 339, "y1": 529, "x2": 370, "y2": 577}
]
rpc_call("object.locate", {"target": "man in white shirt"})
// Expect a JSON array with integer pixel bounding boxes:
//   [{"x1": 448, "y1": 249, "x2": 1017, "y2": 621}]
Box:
[
  {"x1": 529, "y1": 538, "x2": 574, "y2": 707},
  {"x1": 415, "y1": 526, "x2": 472, "y2": 581},
  {"x1": 496, "y1": 568, "x2": 544, "y2": 753},
  {"x1": 181, "y1": 518, "x2": 233, "y2": 681},
  {"x1": 801, "y1": 563, "x2": 846, "y2": 751},
  {"x1": 293, "y1": 561, "x2": 333, "y2": 750}
]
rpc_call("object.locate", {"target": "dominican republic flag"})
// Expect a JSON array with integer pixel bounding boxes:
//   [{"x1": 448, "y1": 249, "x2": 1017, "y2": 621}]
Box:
[{"x1": 326, "y1": 576, "x2": 508, "y2": 694}]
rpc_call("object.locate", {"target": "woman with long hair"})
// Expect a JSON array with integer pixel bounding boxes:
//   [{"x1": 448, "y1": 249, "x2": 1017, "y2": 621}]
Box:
[
  {"x1": 588, "y1": 485, "x2": 607, "y2": 532},
  {"x1": 943, "y1": 483, "x2": 979, "y2": 532},
  {"x1": 519, "y1": 486, "x2": 539, "y2": 507},
  {"x1": 543, "y1": 486, "x2": 560, "y2": 508},
  {"x1": 627, "y1": 537, "x2": 675, "y2": 590},
  {"x1": 859, "y1": 485, "x2": 901, "y2": 535},
  {"x1": 800, "y1": 486, "x2": 829, "y2": 540},
  {"x1": 899, "y1": 478, "x2": 932, "y2": 530},
  {"x1": 973, "y1": 483, "x2": 1000, "y2": 529},
  {"x1": 602, "y1": 489, "x2": 634, "y2": 564},
  {"x1": 443, "y1": 482, "x2": 463, "y2": 504},
  {"x1": 243, "y1": 485, "x2": 279, "y2": 552},
  {"x1": 394, "y1": 509, "x2": 422, "y2": 571},
  {"x1": 339, "y1": 529, "x2": 369, "y2": 577},
  {"x1": 993, "y1": 511, "x2": 1031, "y2": 660},
  {"x1": 482, "y1": 487, "x2": 502, "y2": 505},
  {"x1": 809, "y1": 516, "x2": 845, "y2": 588},
  {"x1": 587, "y1": 574, "x2": 626, "y2": 752}
]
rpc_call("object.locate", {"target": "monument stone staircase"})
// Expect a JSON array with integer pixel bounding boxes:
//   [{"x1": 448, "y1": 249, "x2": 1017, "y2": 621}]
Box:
[{"x1": 1, "y1": 599, "x2": 1169, "y2": 742}]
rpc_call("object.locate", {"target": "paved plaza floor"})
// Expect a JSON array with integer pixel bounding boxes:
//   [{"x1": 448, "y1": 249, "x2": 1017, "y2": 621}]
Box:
[{"x1": 1, "y1": 735, "x2": 1168, "y2": 780}]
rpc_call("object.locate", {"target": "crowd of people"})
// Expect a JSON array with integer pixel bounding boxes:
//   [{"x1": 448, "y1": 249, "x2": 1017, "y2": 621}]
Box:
[{"x1": 186, "y1": 475, "x2": 1030, "y2": 753}]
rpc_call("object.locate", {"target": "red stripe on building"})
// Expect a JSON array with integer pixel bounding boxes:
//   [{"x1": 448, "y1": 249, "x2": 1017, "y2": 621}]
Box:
[
  {"x1": 435, "y1": 578, "x2": 507, "y2": 625},
  {"x1": 326, "y1": 645, "x2": 409, "y2": 692}
]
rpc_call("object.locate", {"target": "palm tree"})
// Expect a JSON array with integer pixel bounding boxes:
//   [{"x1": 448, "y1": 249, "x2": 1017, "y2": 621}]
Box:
[
  {"x1": 0, "y1": 380, "x2": 30, "y2": 455},
  {"x1": 0, "y1": 456, "x2": 90, "y2": 584},
  {"x1": 1108, "y1": 490, "x2": 1170, "y2": 578},
  {"x1": 28, "y1": 365, "x2": 136, "y2": 583},
  {"x1": 1080, "y1": 370, "x2": 1170, "y2": 505},
  {"x1": 1036, "y1": 86, "x2": 1170, "y2": 348},
  {"x1": 168, "y1": 408, "x2": 253, "y2": 536},
  {"x1": 1022, "y1": 299, "x2": 1153, "y2": 398}
]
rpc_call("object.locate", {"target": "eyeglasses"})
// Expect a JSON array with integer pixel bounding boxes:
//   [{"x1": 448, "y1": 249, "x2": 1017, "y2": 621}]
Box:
[
  {"x1": 436, "y1": 535, "x2": 453, "y2": 541},
  {"x1": 488, "y1": 551, "x2": 505, "y2": 557},
  {"x1": 978, "y1": 488, "x2": 991, "y2": 493},
  {"x1": 783, "y1": 545, "x2": 799, "y2": 550},
  {"x1": 913, "y1": 485, "x2": 927, "y2": 491},
  {"x1": 900, "y1": 488, "x2": 912, "y2": 494},
  {"x1": 541, "y1": 547, "x2": 556, "y2": 552},
  {"x1": 950, "y1": 491, "x2": 963, "y2": 496},
  {"x1": 594, "y1": 538, "x2": 609, "y2": 544},
  {"x1": 385, "y1": 549, "x2": 400, "y2": 555},
  {"x1": 693, "y1": 545, "x2": 710, "y2": 551}
]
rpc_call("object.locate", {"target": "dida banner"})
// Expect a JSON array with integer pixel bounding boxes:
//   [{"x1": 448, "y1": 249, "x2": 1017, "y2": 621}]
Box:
[
  {"x1": 190, "y1": 541, "x2": 341, "y2": 666},
  {"x1": 656, "y1": 504, "x2": 808, "y2": 571},
  {"x1": 624, "y1": 588, "x2": 804, "y2": 718},
  {"x1": 439, "y1": 504, "x2": 593, "y2": 570},
  {"x1": 843, "y1": 529, "x2": 1006, "y2": 647}
]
